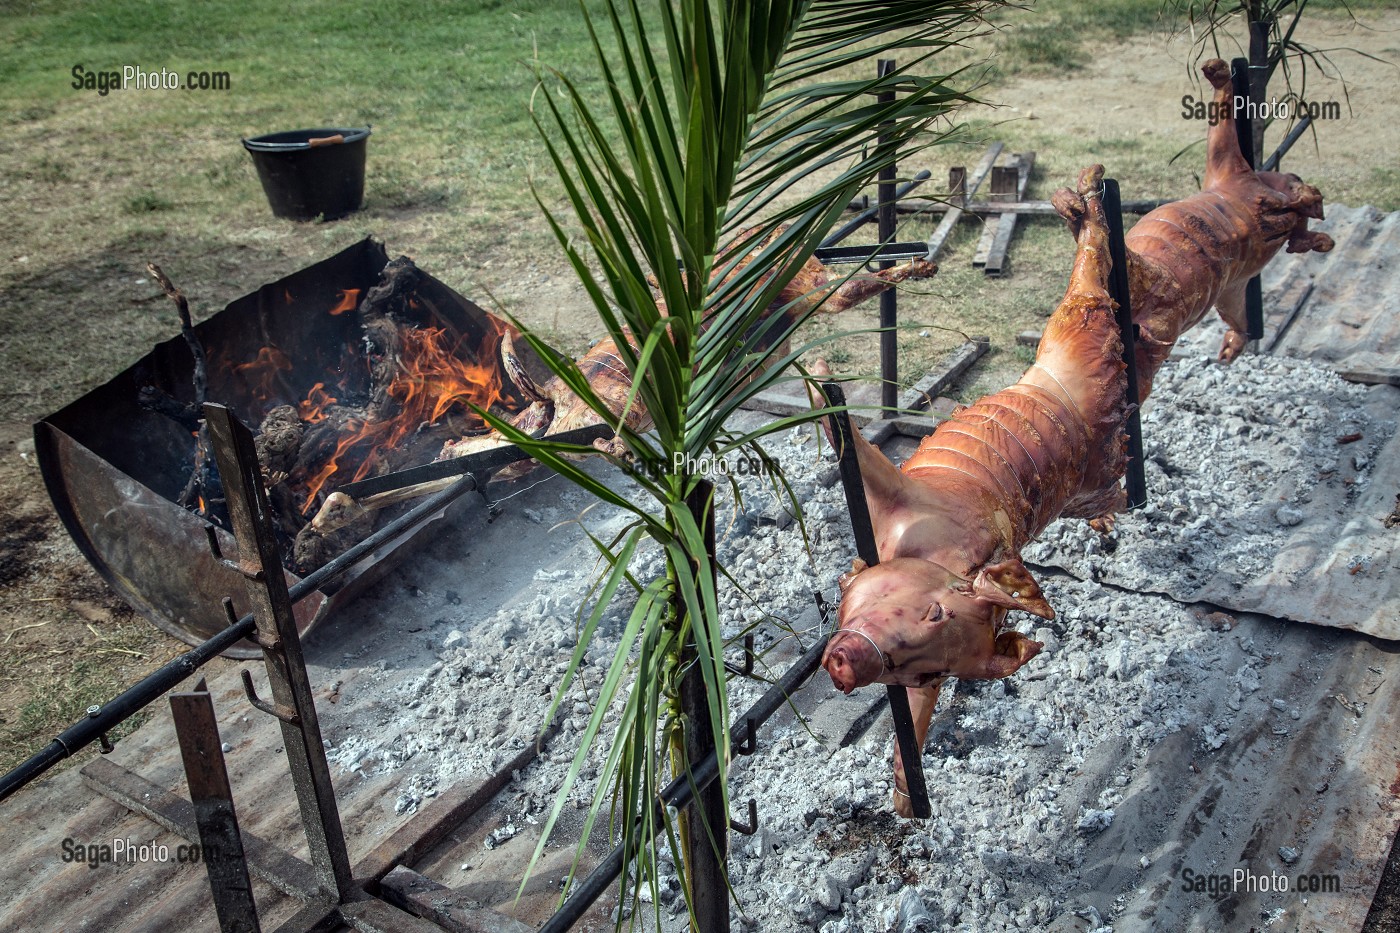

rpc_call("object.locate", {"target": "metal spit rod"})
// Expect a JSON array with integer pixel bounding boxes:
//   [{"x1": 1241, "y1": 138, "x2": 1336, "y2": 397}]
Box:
[
  {"x1": 1102, "y1": 178, "x2": 1148, "y2": 510},
  {"x1": 821, "y1": 380, "x2": 932, "y2": 819},
  {"x1": 0, "y1": 471, "x2": 482, "y2": 804}
]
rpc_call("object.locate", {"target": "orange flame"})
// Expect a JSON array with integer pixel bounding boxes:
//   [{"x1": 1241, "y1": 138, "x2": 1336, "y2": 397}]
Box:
[
  {"x1": 328, "y1": 289, "x2": 360, "y2": 316},
  {"x1": 296, "y1": 320, "x2": 510, "y2": 514},
  {"x1": 297, "y1": 382, "x2": 337, "y2": 424},
  {"x1": 233, "y1": 347, "x2": 293, "y2": 406}
]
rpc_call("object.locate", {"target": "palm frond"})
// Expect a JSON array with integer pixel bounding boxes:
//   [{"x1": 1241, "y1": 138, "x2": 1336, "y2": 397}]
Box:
[{"x1": 494, "y1": 0, "x2": 1001, "y2": 923}]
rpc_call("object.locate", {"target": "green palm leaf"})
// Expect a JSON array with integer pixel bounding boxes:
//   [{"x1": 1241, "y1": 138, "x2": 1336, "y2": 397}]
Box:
[{"x1": 491, "y1": 0, "x2": 1000, "y2": 925}]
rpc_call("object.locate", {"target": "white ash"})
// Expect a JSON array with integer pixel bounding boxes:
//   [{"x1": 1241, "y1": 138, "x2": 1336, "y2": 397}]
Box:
[
  {"x1": 1022, "y1": 353, "x2": 1396, "y2": 610},
  {"x1": 316, "y1": 358, "x2": 1350, "y2": 931}
]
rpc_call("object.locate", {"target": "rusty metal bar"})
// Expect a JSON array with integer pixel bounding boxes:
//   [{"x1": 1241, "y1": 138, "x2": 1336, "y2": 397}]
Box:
[
  {"x1": 204, "y1": 402, "x2": 355, "y2": 901},
  {"x1": 820, "y1": 381, "x2": 931, "y2": 818},
  {"x1": 1102, "y1": 179, "x2": 1148, "y2": 510},
  {"x1": 170, "y1": 682, "x2": 261, "y2": 933},
  {"x1": 1, "y1": 472, "x2": 480, "y2": 804}
]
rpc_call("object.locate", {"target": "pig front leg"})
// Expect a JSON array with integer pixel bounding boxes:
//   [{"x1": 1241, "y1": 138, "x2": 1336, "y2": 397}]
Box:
[{"x1": 891, "y1": 681, "x2": 944, "y2": 818}]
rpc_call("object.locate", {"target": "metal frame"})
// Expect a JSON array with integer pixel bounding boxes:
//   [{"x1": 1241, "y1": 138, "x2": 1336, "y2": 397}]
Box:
[
  {"x1": 820, "y1": 381, "x2": 933, "y2": 818},
  {"x1": 1102, "y1": 179, "x2": 1149, "y2": 510}
]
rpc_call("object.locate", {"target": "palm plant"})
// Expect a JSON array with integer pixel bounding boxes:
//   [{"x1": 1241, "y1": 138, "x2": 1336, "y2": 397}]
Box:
[{"x1": 484, "y1": 0, "x2": 999, "y2": 925}]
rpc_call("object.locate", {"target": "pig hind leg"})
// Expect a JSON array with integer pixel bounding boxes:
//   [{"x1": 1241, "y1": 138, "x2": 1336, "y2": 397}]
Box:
[{"x1": 1214, "y1": 282, "x2": 1249, "y2": 363}]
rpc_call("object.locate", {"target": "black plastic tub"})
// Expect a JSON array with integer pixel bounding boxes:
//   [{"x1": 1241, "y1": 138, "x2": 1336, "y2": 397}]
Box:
[{"x1": 242, "y1": 126, "x2": 370, "y2": 221}]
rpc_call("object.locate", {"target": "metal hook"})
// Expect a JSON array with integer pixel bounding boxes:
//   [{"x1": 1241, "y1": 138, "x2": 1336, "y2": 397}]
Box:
[
  {"x1": 204, "y1": 524, "x2": 223, "y2": 560},
  {"x1": 734, "y1": 718, "x2": 757, "y2": 756},
  {"x1": 241, "y1": 669, "x2": 299, "y2": 724},
  {"x1": 224, "y1": 597, "x2": 278, "y2": 650},
  {"x1": 814, "y1": 591, "x2": 831, "y2": 626},
  {"x1": 725, "y1": 633, "x2": 755, "y2": 679},
  {"x1": 729, "y1": 799, "x2": 758, "y2": 836},
  {"x1": 206, "y1": 525, "x2": 265, "y2": 582}
]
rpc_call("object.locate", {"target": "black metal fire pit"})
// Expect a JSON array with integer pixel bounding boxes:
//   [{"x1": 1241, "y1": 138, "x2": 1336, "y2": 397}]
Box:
[{"x1": 34, "y1": 238, "x2": 504, "y2": 658}]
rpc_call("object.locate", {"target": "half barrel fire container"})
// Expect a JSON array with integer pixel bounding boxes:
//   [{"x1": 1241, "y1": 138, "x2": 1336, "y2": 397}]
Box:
[
  {"x1": 242, "y1": 127, "x2": 371, "y2": 221},
  {"x1": 34, "y1": 239, "x2": 514, "y2": 658}
]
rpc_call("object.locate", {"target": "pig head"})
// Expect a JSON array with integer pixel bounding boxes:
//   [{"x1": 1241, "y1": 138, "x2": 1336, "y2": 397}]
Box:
[{"x1": 824, "y1": 556, "x2": 1050, "y2": 693}]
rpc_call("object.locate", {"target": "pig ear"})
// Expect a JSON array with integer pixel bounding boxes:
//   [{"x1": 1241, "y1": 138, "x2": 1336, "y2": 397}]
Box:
[
  {"x1": 969, "y1": 557, "x2": 1055, "y2": 620},
  {"x1": 838, "y1": 558, "x2": 869, "y2": 593}
]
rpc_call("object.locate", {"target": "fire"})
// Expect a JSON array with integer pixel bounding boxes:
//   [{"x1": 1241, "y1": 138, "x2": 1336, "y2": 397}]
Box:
[
  {"x1": 296, "y1": 320, "x2": 509, "y2": 513},
  {"x1": 328, "y1": 289, "x2": 360, "y2": 316},
  {"x1": 297, "y1": 382, "x2": 337, "y2": 424},
  {"x1": 233, "y1": 346, "x2": 293, "y2": 407}
]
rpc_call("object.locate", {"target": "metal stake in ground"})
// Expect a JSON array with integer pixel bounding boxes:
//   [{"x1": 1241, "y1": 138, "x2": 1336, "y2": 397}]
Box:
[
  {"x1": 822, "y1": 382, "x2": 932, "y2": 818},
  {"x1": 679, "y1": 480, "x2": 728, "y2": 933},
  {"x1": 877, "y1": 58, "x2": 899, "y2": 416},
  {"x1": 203, "y1": 403, "x2": 355, "y2": 902},
  {"x1": 1231, "y1": 57, "x2": 1266, "y2": 344},
  {"x1": 170, "y1": 679, "x2": 261, "y2": 933},
  {"x1": 1102, "y1": 179, "x2": 1148, "y2": 510}
]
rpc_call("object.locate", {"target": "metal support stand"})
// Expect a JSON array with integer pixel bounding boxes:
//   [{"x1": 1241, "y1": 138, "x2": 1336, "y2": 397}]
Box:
[
  {"x1": 204, "y1": 403, "x2": 355, "y2": 901},
  {"x1": 1231, "y1": 56, "x2": 1266, "y2": 344},
  {"x1": 171, "y1": 678, "x2": 261, "y2": 933},
  {"x1": 1102, "y1": 179, "x2": 1148, "y2": 510},
  {"x1": 679, "y1": 480, "x2": 728, "y2": 933},
  {"x1": 821, "y1": 381, "x2": 932, "y2": 818},
  {"x1": 877, "y1": 58, "x2": 899, "y2": 416}
]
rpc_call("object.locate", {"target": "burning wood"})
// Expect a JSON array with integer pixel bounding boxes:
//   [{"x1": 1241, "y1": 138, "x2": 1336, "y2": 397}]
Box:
[
  {"x1": 308, "y1": 233, "x2": 939, "y2": 532},
  {"x1": 816, "y1": 61, "x2": 1335, "y2": 817}
]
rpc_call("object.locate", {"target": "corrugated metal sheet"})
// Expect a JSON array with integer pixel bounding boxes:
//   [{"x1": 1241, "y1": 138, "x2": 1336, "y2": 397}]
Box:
[{"x1": 1173, "y1": 204, "x2": 1400, "y2": 385}]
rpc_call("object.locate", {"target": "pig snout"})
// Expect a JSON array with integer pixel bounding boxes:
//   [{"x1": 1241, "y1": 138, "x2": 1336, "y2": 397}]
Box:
[{"x1": 823, "y1": 631, "x2": 884, "y2": 694}]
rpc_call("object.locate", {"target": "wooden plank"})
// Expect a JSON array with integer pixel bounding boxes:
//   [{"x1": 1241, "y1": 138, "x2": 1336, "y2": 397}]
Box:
[
  {"x1": 847, "y1": 197, "x2": 1169, "y2": 217},
  {"x1": 269, "y1": 901, "x2": 341, "y2": 933},
  {"x1": 339, "y1": 897, "x2": 455, "y2": 933},
  {"x1": 82, "y1": 756, "x2": 325, "y2": 901},
  {"x1": 925, "y1": 143, "x2": 1003, "y2": 260},
  {"x1": 1016, "y1": 329, "x2": 1042, "y2": 348},
  {"x1": 379, "y1": 867, "x2": 534, "y2": 933},
  {"x1": 898, "y1": 337, "x2": 989, "y2": 412},
  {"x1": 971, "y1": 156, "x2": 1013, "y2": 267},
  {"x1": 984, "y1": 151, "x2": 1037, "y2": 277},
  {"x1": 354, "y1": 721, "x2": 559, "y2": 883},
  {"x1": 972, "y1": 162, "x2": 1023, "y2": 267}
]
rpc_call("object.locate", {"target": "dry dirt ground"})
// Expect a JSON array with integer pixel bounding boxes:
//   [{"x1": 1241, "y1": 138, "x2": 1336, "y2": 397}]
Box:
[{"x1": 1, "y1": 11, "x2": 1396, "y2": 785}]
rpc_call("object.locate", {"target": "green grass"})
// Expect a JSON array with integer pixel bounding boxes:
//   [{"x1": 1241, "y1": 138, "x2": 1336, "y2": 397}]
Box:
[{"x1": 0, "y1": 0, "x2": 637, "y2": 422}]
